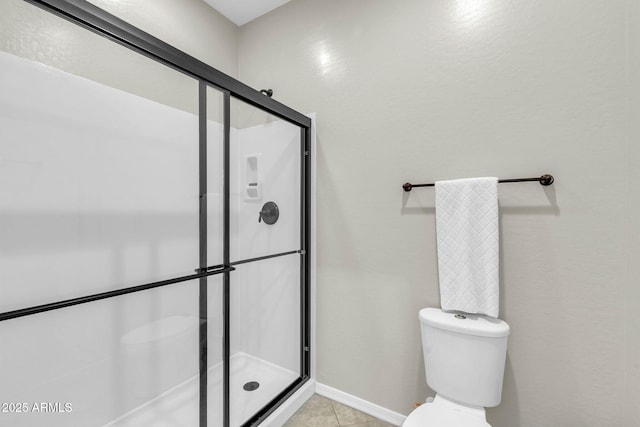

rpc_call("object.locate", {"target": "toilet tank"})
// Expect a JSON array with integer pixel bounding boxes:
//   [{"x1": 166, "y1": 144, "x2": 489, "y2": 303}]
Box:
[{"x1": 420, "y1": 308, "x2": 509, "y2": 408}]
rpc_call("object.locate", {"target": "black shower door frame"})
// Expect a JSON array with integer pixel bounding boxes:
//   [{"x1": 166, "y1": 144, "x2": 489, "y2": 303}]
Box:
[{"x1": 0, "y1": 1, "x2": 312, "y2": 426}]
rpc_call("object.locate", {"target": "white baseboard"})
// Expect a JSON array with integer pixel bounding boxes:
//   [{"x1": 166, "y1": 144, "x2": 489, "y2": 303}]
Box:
[
  {"x1": 260, "y1": 379, "x2": 316, "y2": 427},
  {"x1": 315, "y1": 383, "x2": 407, "y2": 426}
]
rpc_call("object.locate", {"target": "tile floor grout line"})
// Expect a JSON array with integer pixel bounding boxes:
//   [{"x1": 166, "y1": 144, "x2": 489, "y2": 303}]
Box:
[{"x1": 330, "y1": 399, "x2": 341, "y2": 426}]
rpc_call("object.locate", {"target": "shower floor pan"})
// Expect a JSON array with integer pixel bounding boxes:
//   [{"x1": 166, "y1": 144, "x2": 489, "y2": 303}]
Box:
[{"x1": 104, "y1": 352, "x2": 298, "y2": 427}]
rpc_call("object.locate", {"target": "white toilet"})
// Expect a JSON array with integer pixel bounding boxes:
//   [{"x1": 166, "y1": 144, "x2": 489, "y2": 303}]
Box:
[{"x1": 403, "y1": 307, "x2": 510, "y2": 427}]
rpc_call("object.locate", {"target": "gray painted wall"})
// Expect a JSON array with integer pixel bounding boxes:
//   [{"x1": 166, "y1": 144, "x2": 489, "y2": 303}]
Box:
[
  {"x1": 239, "y1": 1, "x2": 639, "y2": 425},
  {"x1": 627, "y1": 2, "x2": 640, "y2": 425}
]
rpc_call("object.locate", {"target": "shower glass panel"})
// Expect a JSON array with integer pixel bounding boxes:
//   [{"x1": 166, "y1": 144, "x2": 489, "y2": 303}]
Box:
[
  {"x1": 0, "y1": 279, "x2": 206, "y2": 427},
  {"x1": 207, "y1": 87, "x2": 226, "y2": 267},
  {"x1": 206, "y1": 85, "x2": 226, "y2": 427},
  {"x1": 230, "y1": 98, "x2": 302, "y2": 262},
  {"x1": 229, "y1": 98, "x2": 304, "y2": 425},
  {"x1": 229, "y1": 256, "x2": 301, "y2": 425},
  {"x1": 0, "y1": 0, "x2": 206, "y2": 425},
  {"x1": 0, "y1": 0, "x2": 201, "y2": 312}
]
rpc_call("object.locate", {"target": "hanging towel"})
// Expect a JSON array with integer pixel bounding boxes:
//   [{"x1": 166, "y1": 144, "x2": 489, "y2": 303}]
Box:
[{"x1": 435, "y1": 177, "x2": 499, "y2": 318}]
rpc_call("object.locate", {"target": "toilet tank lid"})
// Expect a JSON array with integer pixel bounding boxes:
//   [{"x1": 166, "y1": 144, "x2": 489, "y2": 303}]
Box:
[{"x1": 419, "y1": 308, "x2": 510, "y2": 338}]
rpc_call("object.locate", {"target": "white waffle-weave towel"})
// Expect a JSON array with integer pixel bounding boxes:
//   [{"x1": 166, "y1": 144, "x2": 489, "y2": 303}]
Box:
[{"x1": 435, "y1": 177, "x2": 499, "y2": 318}]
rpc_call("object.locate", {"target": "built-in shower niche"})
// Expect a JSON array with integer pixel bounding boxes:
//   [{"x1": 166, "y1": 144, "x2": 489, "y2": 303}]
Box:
[{"x1": 244, "y1": 154, "x2": 262, "y2": 200}]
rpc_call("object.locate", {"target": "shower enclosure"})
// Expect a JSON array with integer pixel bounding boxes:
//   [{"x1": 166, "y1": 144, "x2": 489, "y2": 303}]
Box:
[{"x1": 0, "y1": 1, "x2": 311, "y2": 426}]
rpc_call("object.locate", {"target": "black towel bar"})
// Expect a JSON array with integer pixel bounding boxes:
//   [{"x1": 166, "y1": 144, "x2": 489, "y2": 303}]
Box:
[{"x1": 402, "y1": 174, "x2": 554, "y2": 192}]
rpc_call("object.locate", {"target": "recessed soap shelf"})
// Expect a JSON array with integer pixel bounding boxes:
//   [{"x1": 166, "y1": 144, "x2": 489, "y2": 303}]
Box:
[{"x1": 244, "y1": 154, "x2": 262, "y2": 200}]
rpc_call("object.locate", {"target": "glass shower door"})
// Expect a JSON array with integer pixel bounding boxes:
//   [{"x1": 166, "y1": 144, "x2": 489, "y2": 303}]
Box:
[
  {"x1": 228, "y1": 98, "x2": 305, "y2": 426},
  {"x1": 0, "y1": 1, "x2": 217, "y2": 425}
]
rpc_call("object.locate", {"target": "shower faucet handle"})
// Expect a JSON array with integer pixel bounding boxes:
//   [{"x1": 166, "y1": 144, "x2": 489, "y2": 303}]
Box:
[{"x1": 258, "y1": 201, "x2": 279, "y2": 225}]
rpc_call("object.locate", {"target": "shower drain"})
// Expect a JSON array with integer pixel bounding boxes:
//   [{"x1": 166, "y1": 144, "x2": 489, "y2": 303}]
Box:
[{"x1": 243, "y1": 381, "x2": 260, "y2": 392}]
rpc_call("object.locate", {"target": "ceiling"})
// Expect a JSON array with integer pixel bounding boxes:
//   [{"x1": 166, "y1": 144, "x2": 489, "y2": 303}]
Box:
[{"x1": 203, "y1": 0, "x2": 291, "y2": 26}]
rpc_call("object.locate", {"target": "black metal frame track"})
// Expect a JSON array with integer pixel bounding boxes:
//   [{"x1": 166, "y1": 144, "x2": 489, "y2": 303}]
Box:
[
  {"x1": 22, "y1": 0, "x2": 311, "y2": 129},
  {"x1": 0, "y1": 266, "x2": 235, "y2": 322},
  {"x1": 199, "y1": 81, "x2": 209, "y2": 427},
  {"x1": 4, "y1": 1, "x2": 312, "y2": 426}
]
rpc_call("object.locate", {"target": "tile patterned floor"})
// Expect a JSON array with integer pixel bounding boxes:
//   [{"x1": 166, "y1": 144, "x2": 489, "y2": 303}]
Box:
[{"x1": 283, "y1": 394, "x2": 395, "y2": 427}]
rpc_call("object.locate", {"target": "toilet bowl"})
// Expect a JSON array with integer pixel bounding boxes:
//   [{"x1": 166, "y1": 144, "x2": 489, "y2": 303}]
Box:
[
  {"x1": 403, "y1": 395, "x2": 490, "y2": 427},
  {"x1": 402, "y1": 308, "x2": 509, "y2": 427}
]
